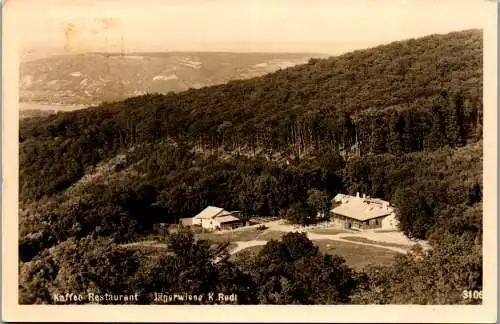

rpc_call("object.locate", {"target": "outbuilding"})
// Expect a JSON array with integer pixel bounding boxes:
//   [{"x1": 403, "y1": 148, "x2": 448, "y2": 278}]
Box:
[{"x1": 184, "y1": 206, "x2": 245, "y2": 231}]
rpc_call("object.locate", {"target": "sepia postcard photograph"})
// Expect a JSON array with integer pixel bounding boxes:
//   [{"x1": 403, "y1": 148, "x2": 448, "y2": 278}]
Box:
[{"x1": 2, "y1": 0, "x2": 498, "y2": 322}]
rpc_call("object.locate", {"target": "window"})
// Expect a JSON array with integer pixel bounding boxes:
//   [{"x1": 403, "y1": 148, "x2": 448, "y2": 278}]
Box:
[{"x1": 375, "y1": 219, "x2": 379, "y2": 225}]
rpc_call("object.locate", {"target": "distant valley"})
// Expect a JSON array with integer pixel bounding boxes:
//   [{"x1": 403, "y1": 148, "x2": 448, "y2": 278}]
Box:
[{"x1": 19, "y1": 52, "x2": 325, "y2": 109}]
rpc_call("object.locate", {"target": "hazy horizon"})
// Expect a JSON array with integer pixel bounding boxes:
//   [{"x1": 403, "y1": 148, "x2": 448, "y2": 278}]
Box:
[
  {"x1": 9, "y1": 0, "x2": 494, "y2": 61},
  {"x1": 20, "y1": 28, "x2": 481, "y2": 63}
]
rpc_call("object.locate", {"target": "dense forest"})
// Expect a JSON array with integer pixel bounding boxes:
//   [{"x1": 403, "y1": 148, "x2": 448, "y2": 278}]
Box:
[{"x1": 19, "y1": 29, "x2": 483, "y2": 304}]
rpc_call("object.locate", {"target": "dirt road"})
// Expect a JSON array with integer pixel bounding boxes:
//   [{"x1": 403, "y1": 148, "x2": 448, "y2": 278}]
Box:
[
  {"x1": 228, "y1": 231, "x2": 410, "y2": 255},
  {"x1": 229, "y1": 240, "x2": 268, "y2": 255},
  {"x1": 122, "y1": 220, "x2": 428, "y2": 257},
  {"x1": 227, "y1": 220, "x2": 428, "y2": 255}
]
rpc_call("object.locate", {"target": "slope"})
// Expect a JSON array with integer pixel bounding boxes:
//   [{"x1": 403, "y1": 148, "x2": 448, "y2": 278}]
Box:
[{"x1": 20, "y1": 29, "x2": 483, "y2": 203}]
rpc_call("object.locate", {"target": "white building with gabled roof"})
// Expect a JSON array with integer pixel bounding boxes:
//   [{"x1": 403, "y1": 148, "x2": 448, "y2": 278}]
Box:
[
  {"x1": 331, "y1": 192, "x2": 398, "y2": 230},
  {"x1": 181, "y1": 206, "x2": 244, "y2": 231}
]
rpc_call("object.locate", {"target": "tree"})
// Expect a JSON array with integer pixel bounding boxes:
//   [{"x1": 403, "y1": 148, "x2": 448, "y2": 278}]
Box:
[
  {"x1": 392, "y1": 183, "x2": 441, "y2": 240},
  {"x1": 353, "y1": 233, "x2": 482, "y2": 304},
  {"x1": 214, "y1": 259, "x2": 258, "y2": 304},
  {"x1": 148, "y1": 227, "x2": 257, "y2": 304},
  {"x1": 306, "y1": 189, "x2": 330, "y2": 219},
  {"x1": 284, "y1": 203, "x2": 314, "y2": 225},
  {"x1": 248, "y1": 232, "x2": 358, "y2": 304}
]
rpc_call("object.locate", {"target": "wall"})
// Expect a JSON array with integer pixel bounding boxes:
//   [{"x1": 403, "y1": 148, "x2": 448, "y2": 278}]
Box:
[
  {"x1": 365, "y1": 217, "x2": 384, "y2": 229},
  {"x1": 333, "y1": 214, "x2": 388, "y2": 230},
  {"x1": 180, "y1": 218, "x2": 193, "y2": 226},
  {"x1": 200, "y1": 218, "x2": 217, "y2": 230},
  {"x1": 218, "y1": 220, "x2": 244, "y2": 231},
  {"x1": 200, "y1": 219, "x2": 244, "y2": 231},
  {"x1": 333, "y1": 214, "x2": 365, "y2": 229},
  {"x1": 381, "y1": 213, "x2": 398, "y2": 230}
]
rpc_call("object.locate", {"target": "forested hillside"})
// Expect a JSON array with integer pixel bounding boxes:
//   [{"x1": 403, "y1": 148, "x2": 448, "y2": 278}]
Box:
[
  {"x1": 19, "y1": 29, "x2": 483, "y2": 305},
  {"x1": 20, "y1": 29, "x2": 482, "y2": 200}
]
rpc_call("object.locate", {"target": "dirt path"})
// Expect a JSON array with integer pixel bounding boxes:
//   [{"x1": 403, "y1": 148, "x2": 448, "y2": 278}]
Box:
[
  {"x1": 264, "y1": 220, "x2": 425, "y2": 245},
  {"x1": 120, "y1": 240, "x2": 168, "y2": 249},
  {"x1": 122, "y1": 220, "x2": 427, "y2": 256},
  {"x1": 306, "y1": 233, "x2": 408, "y2": 253},
  {"x1": 228, "y1": 233, "x2": 408, "y2": 255},
  {"x1": 122, "y1": 235, "x2": 410, "y2": 256},
  {"x1": 229, "y1": 240, "x2": 268, "y2": 255},
  {"x1": 226, "y1": 220, "x2": 427, "y2": 255}
]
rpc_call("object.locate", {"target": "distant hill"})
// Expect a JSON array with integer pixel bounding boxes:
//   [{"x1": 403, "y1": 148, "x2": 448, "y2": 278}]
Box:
[{"x1": 19, "y1": 52, "x2": 324, "y2": 106}]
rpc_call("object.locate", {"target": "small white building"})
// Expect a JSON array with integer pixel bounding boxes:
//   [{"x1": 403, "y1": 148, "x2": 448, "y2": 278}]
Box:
[
  {"x1": 331, "y1": 193, "x2": 399, "y2": 230},
  {"x1": 181, "y1": 206, "x2": 245, "y2": 231}
]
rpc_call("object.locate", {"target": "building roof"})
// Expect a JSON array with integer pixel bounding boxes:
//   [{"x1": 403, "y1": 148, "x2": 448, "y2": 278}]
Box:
[
  {"x1": 333, "y1": 193, "x2": 346, "y2": 203},
  {"x1": 192, "y1": 206, "x2": 242, "y2": 220},
  {"x1": 331, "y1": 195, "x2": 393, "y2": 221},
  {"x1": 193, "y1": 206, "x2": 225, "y2": 219},
  {"x1": 214, "y1": 215, "x2": 242, "y2": 224},
  {"x1": 365, "y1": 197, "x2": 386, "y2": 205},
  {"x1": 217, "y1": 210, "x2": 236, "y2": 217}
]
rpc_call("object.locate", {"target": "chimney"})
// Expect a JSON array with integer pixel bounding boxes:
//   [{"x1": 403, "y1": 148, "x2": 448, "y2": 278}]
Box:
[
  {"x1": 363, "y1": 193, "x2": 366, "y2": 199},
  {"x1": 356, "y1": 192, "x2": 360, "y2": 198}
]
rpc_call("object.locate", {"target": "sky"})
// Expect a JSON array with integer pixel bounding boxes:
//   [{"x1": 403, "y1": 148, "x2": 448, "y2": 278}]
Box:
[{"x1": 5, "y1": 0, "x2": 496, "y2": 56}]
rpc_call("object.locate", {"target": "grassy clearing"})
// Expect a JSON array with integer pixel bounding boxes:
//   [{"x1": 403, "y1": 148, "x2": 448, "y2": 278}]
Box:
[
  {"x1": 341, "y1": 236, "x2": 411, "y2": 249},
  {"x1": 195, "y1": 228, "x2": 284, "y2": 243},
  {"x1": 230, "y1": 245, "x2": 264, "y2": 262},
  {"x1": 229, "y1": 239, "x2": 400, "y2": 271},
  {"x1": 225, "y1": 242, "x2": 238, "y2": 252},
  {"x1": 118, "y1": 242, "x2": 172, "y2": 259},
  {"x1": 255, "y1": 230, "x2": 286, "y2": 241},
  {"x1": 195, "y1": 228, "x2": 262, "y2": 242},
  {"x1": 314, "y1": 240, "x2": 400, "y2": 270},
  {"x1": 373, "y1": 229, "x2": 400, "y2": 233},
  {"x1": 308, "y1": 228, "x2": 350, "y2": 235}
]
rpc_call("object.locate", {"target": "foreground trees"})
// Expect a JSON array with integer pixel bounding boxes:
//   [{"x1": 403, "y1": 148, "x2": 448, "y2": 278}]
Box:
[
  {"x1": 246, "y1": 232, "x2": 358, "y2": 304},
  {"x1": 353, "y1": 233, "x2": 482, "y2": 304},
  {"x1": 19, "y1": 232, "x2": 360, "y2": 305}
]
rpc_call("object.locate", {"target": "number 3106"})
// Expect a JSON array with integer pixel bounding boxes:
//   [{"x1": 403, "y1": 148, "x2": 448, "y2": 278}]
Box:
[{"x1": 462, "y1": 290, "x2": 483, "y2": 300}]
